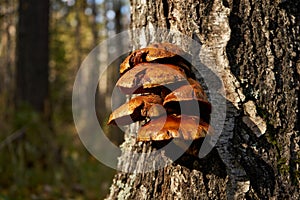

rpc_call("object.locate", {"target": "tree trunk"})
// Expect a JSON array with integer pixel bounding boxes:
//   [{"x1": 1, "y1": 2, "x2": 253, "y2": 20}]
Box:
[
  {"x1": 106, "y1": 0, "x2": 299, "y2": 199},
  {"x1": 15, "y1": 0, "x2": 50, "y2": 114},
  {"x1": 0, "y1": 0, "x2": 17, "y2": 118}
]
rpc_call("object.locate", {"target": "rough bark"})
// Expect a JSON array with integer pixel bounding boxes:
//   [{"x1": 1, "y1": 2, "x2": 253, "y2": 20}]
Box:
[{"x1": 106, "y1": 0, "x2": 299, "y2": 199}]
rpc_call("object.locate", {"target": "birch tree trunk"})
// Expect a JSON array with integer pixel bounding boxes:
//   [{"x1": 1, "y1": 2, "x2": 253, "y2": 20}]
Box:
[{"x1": 106, "y1": 0, "x2": 299, "y2": 199}]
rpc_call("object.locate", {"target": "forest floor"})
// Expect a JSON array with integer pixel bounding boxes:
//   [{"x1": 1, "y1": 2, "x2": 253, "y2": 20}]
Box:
[{"x1": 0, "y1": 104, "x2": 115, "y2": 200}]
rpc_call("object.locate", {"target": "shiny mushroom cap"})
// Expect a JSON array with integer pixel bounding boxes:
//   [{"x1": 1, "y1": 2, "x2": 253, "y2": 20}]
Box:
[
  {"x1": 147, "y1": 43, "x2": 188, "y2": 56},
  {"x1": 137, "y1": 114, "x2": 209, "y2": 141},
  {"x1": 164, "y1": 78, "x2": 208, "y2": 101},
  {"x1": 163, "y1": 78, "x2": 212, "y2": 118},
  {"x1": 116, "y1": 63, "x2": 188, "y2": 94},
  {"x1": 107, "y1": 94, "x2": 163, "y2": 126},
  {"x1": 120, "y1": 43, "x2": 192, "y2": 75}
]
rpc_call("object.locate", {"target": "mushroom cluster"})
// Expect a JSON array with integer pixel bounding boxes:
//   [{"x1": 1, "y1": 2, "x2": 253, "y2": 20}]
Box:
[{"x1": 108, "y1": 43, "x2": 212, "y2": 156}]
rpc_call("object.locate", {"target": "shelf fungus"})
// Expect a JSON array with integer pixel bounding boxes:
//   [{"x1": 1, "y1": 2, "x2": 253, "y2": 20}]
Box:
[
  {"x1": 116, "y1": 63, "x2": 187, "y2": 94},
  {"x1": 120, "y1": 42, "x2": 192, "y2": 76},
  {"x1": 163, "y1": 78, "x2": 212, "y2": 122},
  {"x1": 107, "y1": 43, "x2": 212, "y2": 157},
  {"x1": 107, "y1": 94, "x2": 164, "y2": 126},
  {"x1": 137, "y1": 114, "x2": 209, "y2": 141}
]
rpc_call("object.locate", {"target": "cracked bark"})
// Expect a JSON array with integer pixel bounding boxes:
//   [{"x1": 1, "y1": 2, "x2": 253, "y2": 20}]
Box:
[{"x1": 106, "y1": 0, "x2": 299, "y2": 199}]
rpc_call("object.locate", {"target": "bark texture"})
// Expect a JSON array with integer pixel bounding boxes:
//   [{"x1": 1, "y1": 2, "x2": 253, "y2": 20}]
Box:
[{"x1": 106, "y1": 0, "x2": 299, "y2": 199}]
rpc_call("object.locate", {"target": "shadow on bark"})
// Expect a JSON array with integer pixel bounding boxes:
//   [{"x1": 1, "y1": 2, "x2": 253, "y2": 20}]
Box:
[
  {"x1": 150, "y1": 140, "x2": 227, "y2": 179},
  {"x1": 232, "y1": 119, "x2": 276, "y2": 198}
]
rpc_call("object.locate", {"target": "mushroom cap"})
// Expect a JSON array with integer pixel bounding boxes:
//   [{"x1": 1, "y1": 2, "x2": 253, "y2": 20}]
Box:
[
  {"x1": 147, "y1": 43, "x2": 188, "y2": 56},
  {"x1": 137, "y1": 114, "x2": 209, "y2": 141},
  {"x1": 164, "y1": 78, "x2": 208, "y2": 101},
  {"x1": 163, "y1": 78, "x2": 212, "y2": 116},
  {"x1": 116, "y1": 63, "x2": 188, "y2": 94},
  {"x1": 107, "y1": 94, "x2": 163, "y2": 126},
  {"x1": 120, "y1": 43, "x2": 191, "y2": 75}
]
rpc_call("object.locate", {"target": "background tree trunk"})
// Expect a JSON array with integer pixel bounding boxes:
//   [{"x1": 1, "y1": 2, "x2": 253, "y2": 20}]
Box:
[
  {"x1": 106, "y1": 0, "x2": 299, "y2": 199},
  {"x1": 0, "y1": 0, "x2": 17, "y2": 118},
  {"x1": 15, "y1": 0, "x2": 50, "y2": 114}
]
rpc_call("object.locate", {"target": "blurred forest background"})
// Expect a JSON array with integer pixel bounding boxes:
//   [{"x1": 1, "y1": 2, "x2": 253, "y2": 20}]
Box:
[{"x1": 0, "y1": 0, "x2": 130, "y2": 199}]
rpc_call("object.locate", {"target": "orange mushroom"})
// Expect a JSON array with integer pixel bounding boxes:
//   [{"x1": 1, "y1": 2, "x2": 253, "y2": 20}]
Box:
[
  {"x1": 107, "y1": 94, "x2": 164, "y2": 126},
  {"x1": 163, "y1": 78, "x2": 212, "y2": 121},
  {"x1": 137, "y1": 114, "x2": 209, "y2": 141},
  {"x1": 116, "y1": 63, "x2": 188, "y2": 94},
  {"x1": 147, "y1": 43, "x2": 188, "y2": 56},
  {"x1": 107, "y1": 43, "x2": 213, "y2": 156},
  {"x1": 120, "y1": 43, "x2": 192, "y2": 76}
]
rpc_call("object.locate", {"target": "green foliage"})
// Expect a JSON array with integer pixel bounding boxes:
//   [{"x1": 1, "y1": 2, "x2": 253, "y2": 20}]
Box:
[
  {"x1": 0, "y1": 0, "x2": 130, "y2": 198},
  {"x1": 0, "y1": 104, "x2": 115, "y2": 199}
]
